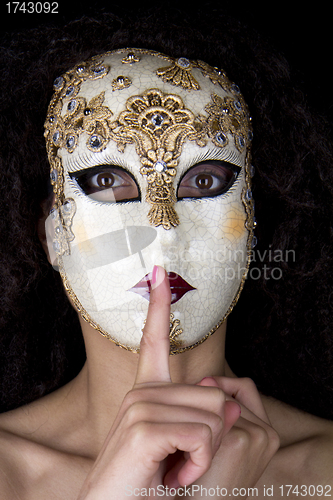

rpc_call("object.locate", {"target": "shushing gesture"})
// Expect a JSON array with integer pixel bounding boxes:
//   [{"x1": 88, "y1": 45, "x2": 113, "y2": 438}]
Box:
[{"x1": 78, "y1": 266, "x2": 279, "y2": 499}]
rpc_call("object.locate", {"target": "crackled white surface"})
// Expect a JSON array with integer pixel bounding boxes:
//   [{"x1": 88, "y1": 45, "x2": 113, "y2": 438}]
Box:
[{"x1": 50, "y1": 50, "x2": 251, "y2": 351}]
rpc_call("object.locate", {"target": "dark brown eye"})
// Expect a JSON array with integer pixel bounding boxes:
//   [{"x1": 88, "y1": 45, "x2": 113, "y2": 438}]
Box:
[
  {"x1": 97, "y1": 173, "x2": 115, "y2": 188},
  {"x1": 195, "y1": 174, "x2": 213, "y2": 189},
  {"x1": 69, "y1": 166, "x2": 140, "y2": 203},
  {"x1": 177, "y1": 160, "x2": 240, "y2": 199}
]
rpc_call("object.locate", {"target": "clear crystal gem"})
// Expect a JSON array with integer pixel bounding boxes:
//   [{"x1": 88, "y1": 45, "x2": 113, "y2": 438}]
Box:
[
  {"x1": 246, "y1": 188, "x2": 252, "y2": 201},
  {"x1": 67, "y1": 100, "x2": 76, "y2": 112},
  {"x1": 251, "y1": 235, "x2": 258, "y2": 249},
  {"x1": 89, "y1": 135, "x2": 102, "y2": 149},
  {"x1": 66, "y1": 135, "x2": 75, "y2": 149},
  {"x1": 154, "y1": 161, "x2": 167, "y2": 173},
  {"x1": 53, "y1": 76, "x2": 64, "y2": 90},
  {"x1": 177, "y1": 57, "x2": 190, "y2": 68},
  {"x1": 63, "y1": 200, "x2": 72, "y2": 213},
  {"x1": 234, "y1": 101, "x2": 242, "y2": 112},
  {"x1": 65, "y1": 85, "x2": 75, "y2": 97},
  {"x1": 52, "y1": 131, "x2": 60, "y2": 145},
  {"x1": 76, "y1": 65, "x2": 85, "y2": 73},
  {"x1": 215, "y1": 132, "x2": 227, "y2": 145},
  {"x1": 50, "y1": 208, "x2": 58, "y2": 219},
  {"x1": 52, "y1": 240, "x2": 60, "y2": 253},
  {"x1": 236, "y1": 135, "x2": 245, "y2": 149},
  {"x1": 50, "y1": 169, "x2": 58, "y2": 183},
  {"x1": 93, "y1": 66, "x2": 105, "y2": 75},
  {"x1": 151, "y1": 113, "x2": 164, "y2": 126},
  {"x1": 249, "y1": 165, "x2": 255, "y2": 177},
  {"x1": 231, "y1": 84, "x2": 241, "y2": 94}
]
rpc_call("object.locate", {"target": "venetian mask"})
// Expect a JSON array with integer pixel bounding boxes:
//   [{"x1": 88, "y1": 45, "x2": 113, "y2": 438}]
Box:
[{"x1": 44, "y1": 49, "x2": 255, "y2": 354}]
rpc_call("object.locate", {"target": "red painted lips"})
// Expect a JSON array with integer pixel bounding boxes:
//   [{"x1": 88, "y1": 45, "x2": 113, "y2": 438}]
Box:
[{"x1": 128, "y1": 272, "x2": 196, "y2": 304}]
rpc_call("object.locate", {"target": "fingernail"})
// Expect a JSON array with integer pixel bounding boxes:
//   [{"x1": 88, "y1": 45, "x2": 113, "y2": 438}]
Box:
[
  {"x1": 152, "y1": 265, "x2": 158, "y2": 285},
  {"x1": 151, "y1": 265, "x2": 165, "y2": 289}
]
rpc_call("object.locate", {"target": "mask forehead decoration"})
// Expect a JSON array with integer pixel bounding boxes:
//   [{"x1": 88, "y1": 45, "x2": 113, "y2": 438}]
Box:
[{"x1": 44, "y1": 48, "x2": 256, "y2": 354}]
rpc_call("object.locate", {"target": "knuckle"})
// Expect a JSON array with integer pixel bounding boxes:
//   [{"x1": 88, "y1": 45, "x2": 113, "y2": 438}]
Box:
[
  {"x1": 199, "y1": 423, "x2": 213, "y2": 443},
  {"x1": 251, "y1": 425, "x2": 270, "y2": 448},
  {"x1": 122, "y1": 389, "x2": 141, "y2": 409},
  {"x1": 122, "y1": 400, "x2": 147, "y2": 427},
  {"x1": 211, "y1": 387, "x2": 226, "y2": 414},
  {"x1": 268, "y1": 427, "x2": 280, "y2": 453},
  {"x1": 127, "y1": 421, "x2": 151, "y2": 445},
  {"x1": 228, "y1": 427, "x2": 251, "y2": 450}
]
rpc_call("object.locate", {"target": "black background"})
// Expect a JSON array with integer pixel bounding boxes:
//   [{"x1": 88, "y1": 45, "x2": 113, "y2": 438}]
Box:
[{"x1": 1, "y1": 1, "x2": 331, "y2": 122}]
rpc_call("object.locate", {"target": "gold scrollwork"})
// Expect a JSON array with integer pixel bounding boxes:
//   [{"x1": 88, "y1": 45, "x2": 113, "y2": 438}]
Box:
[{"x1": 156, "y1": 57, "x2": 200, "y2": 90}]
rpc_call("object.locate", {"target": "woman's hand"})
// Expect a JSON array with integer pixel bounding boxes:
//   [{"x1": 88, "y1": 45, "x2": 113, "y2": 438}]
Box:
[{"x1": 77, "y1": 266, "x2": 279, "y2": 499}]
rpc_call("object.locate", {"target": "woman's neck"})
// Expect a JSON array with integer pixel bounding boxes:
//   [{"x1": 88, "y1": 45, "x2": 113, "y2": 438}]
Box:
[{"x1": 68, "y1": 317, "x2": 227, "y2": 454}]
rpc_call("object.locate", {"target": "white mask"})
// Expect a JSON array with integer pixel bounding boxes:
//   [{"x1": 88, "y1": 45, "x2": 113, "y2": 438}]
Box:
[{"x1": 44, "y1": 49, "x2": 255, "y2": 354}]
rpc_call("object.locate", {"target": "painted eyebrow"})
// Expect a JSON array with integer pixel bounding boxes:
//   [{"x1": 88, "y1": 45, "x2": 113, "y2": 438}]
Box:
[
  {"x1": 178, "y1": 147, "x2": 243, "y2": 173},
  {"x1": 65, "y1": 151, "x2": 129, "y2": 172}
]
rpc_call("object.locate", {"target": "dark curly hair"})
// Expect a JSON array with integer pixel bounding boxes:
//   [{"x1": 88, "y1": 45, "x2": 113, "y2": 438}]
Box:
[{"x1": 1, "y1": 6, "x2": 333, "y2": 418}]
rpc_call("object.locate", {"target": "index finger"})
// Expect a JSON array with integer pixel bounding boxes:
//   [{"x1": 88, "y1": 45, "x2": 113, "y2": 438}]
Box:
[{"x1": 135, "y1": 265, "x2": 172, "y2": 385}]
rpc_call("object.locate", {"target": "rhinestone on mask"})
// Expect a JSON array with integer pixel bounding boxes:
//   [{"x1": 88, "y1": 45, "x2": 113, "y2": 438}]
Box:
[
  {"x1": 52, "y1": 131, "x2": 61, "y2": 145},
  {"x1": 50, "y1": 169, "x2": 58, "y2": 184},
  {"x1": 154, "y1": 161, "x2": 167, "y2": 173},
  {"x1": 234, "y1": 101, "x2": 242, "y2": 112},
  {"x1": 236, "y1": 135, "x2": 245, "y2": 149},
  {"x1": 245, "y1": 188, "x2": 252, "y2": 201},
  {"x1": 177, "y1": 57, "x2": 190, "y2": 68},
  {"x1": 65, "y1": 85, "x2": 75, "y2": 97},
  {"x1": 89, "y1": 135, "x2": 103, "y2": 149},
  {"x1": 251, "y1": 235, "x2": 258, "y2": 248},
  {"x1": 151, "y1": 113, "x2": 164, "y2": 127},
  {"x1": 63, "y1": 199, "x2": 73, "y2": 213},
  {"x1": 66, "y1": 135, "x2": 75, "y2": 149},
  {"x1": 230, "y1": 84, "x2": 241, "y2": 94},
  {"x1": 215, "y1": 131, "x2": 227, "y2": 146},
  {"x1": 93, "y1": 65, "x2": 106, "y2": 76},
  {"x1": 50, "y1": 208, "x2": 58, "y2": 219},
  {"x1": 53, "y1": 76, "x2": 64, "y2": 90},
  {"x1": 67, "y1": 100, "x2": 76, "y2": 112},
  {"x1": 249, "y1": 165, "x2": 255, "y2": 177},
  {"x1": 52, "y1": 240, "x2": 60, "y2": 253}
]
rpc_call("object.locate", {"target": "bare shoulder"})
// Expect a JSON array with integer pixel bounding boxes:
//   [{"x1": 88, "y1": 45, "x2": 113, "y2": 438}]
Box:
[
  {"x1": 0, "y1": 387, "x2": 90, "y2": 499},
  {"x1": 261, "y1": 395, "x2": 333, "y2": 486}
]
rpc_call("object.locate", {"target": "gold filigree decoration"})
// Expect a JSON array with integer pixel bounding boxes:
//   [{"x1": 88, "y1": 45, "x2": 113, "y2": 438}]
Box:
[
  {"x1": 112, "y1": 75, "x2": 132, "y2": 91},
  {"x1": 44, "y1": 57, "x2": 110, "y2": 204},
  {"x1": 169, "y1": 313, "x2": 183, "y2": 351},
  {"x1": 205, "y1": 94, "x2": 252, "y2": 153},
  {"x1": 156, "y1": 57, "x2": 200, "y2": 90},
  {"x1": 107, "y1": 88, "x2": 207, "y2": 229},
  {"x1": 121, "y1": 52, "x2": 141, "y2": 64}
]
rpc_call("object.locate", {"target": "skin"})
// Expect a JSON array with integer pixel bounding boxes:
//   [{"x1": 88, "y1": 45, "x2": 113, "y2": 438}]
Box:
[{"x1": 0, "y1": 266, "x2": 332, "y2": 499}]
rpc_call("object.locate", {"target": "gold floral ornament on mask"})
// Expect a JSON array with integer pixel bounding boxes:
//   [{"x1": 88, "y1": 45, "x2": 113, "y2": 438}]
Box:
[
  {"x1": 107, "y1": 88, "x2": 207, "y2": 229},
  {"x1": 156, "y1": 57, "x2": 201, "y2": 90}
]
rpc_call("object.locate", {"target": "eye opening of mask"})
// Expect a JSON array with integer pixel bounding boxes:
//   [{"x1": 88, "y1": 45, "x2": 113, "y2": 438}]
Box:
[
  {"x1": 177, "y1": 160, "x2": 241, "y2": 200},
  {"x1": 68, "y1": 165, "x2": 141, "y2": 203}
]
